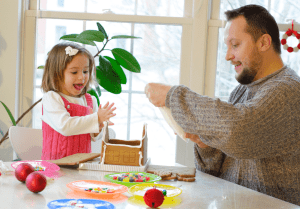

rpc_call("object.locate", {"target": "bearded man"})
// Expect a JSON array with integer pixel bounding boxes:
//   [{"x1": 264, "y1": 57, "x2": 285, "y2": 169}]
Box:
[{"x1": 145, "y1": 4, "x2": 300, "y2": 206}]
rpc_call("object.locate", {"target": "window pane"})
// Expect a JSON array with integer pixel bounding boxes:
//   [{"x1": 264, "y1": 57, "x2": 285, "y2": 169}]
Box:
[
  {"x1": 132, "y1": 24, "x2": 182, "y2": 91},
  {"x1": 40, "y1": 0, "x2": 185, "y2": 17},
  {"x1": 214, "y1": 28, "x2": 238, "y2": 102},
  {"x1": 219, "y1": 0, "x2": 268, "y2": 20},
  {"x1": 136, "y1": 0, "x2": 184, "y2": 17},
  {"x1": 40, "y1": 0, "x2": 85, "y2": 12},
  {"x1": 98, "y1": 92, "x2": 129, "y2": 139},
  {"x1": 36, "y1": 18, "x2": 84, "y2": 86},
  {"x1": 87, "y1": 0, "x2": 135, "y2": 15},
  {"x1": 270, "y1": 1, "x2": 300, "y2": 24},
  {"x1": 130, "y1": 94, "x2": 176, "y2": 165}
]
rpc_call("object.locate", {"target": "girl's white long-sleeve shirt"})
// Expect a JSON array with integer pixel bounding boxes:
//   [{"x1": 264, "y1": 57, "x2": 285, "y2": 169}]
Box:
[{"x1": 41, "y1": 91, "x2": 102, "y2": 141}]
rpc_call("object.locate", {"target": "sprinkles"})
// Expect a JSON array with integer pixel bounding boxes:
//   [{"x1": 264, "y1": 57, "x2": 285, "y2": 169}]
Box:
[{"x1": 111, "y1": 172, "x2": 151, "y2": 183}]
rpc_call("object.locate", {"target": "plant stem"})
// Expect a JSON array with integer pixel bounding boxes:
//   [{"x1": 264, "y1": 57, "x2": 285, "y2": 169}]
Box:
[
  {"x1": 0, "y1": 98, "x2": 42, "y2": 146},
  {"x1": 94, "y1": 39, "x2": 110, "y2": 58}
]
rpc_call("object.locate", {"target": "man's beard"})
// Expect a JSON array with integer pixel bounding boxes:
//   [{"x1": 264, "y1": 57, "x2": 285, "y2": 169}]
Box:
[
  {"x1": 235, "y1": 49, "x2": 262, "y2": 85},
  {"x1": 235, "y1": 67, "x2": 257, "y2": 84}
]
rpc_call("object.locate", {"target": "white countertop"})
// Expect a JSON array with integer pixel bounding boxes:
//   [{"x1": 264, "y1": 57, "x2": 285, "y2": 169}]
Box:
[{"x1": 1, "y1": 162, "x2": 299, "y2": 209}]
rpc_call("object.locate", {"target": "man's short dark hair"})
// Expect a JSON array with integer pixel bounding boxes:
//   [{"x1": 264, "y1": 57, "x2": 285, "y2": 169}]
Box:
[{"x1": 225, "y1": 4, "x2": 281, "y2": 54}]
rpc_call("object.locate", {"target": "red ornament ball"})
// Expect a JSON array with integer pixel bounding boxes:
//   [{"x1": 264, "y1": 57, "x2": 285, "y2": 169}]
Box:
[
  {"x1": 286, "y1": 30, "x2": 292, "y2": 36},
  {"x1": 287, "y1": 47, "x2": 294, "y2": 53},
  {"x1": 143, "y1": 187, "x2": 165, "y2": 208},
  {"x1": 15, "y1": 163, "x2": 35, "y2": 183},
  {"x1": 281, "y1": 39, "x2": 286, "y2": 45},
  {"x1": 26, "y1": 172, "x2": 47, "y2": 193}
]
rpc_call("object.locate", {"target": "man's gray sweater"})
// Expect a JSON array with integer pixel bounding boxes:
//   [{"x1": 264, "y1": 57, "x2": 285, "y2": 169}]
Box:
[{"x1": 166, "y1": 66, "x2": 300, "y2": 205}]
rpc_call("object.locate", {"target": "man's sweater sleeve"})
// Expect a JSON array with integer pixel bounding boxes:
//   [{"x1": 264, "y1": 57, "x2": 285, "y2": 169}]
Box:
[
  {"x1": 165, "y1": 82, "x2": 300, "y2": 160},
  {"x1": 166, "y1": 86, "x2": 228, "y2": 175}
]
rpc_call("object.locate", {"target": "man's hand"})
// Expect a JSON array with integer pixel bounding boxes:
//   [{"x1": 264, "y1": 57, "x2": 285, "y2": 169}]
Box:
[
  {"x1": 145, "y1": 83, "x2": 172, "y2": 107},
  {"x1": 184, "y1": 133, "x2": 209, "y2": 148}
]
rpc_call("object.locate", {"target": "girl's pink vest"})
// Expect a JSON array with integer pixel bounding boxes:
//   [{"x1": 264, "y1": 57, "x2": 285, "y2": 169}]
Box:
[{"x1": 41, "y1": 94, "x2": 93, "y2": 160}]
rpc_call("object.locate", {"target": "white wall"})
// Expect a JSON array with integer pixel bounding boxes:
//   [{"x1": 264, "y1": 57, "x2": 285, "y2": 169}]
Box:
[{"x1": 0, "y1": 0, "x2": 22, "y2": 161}]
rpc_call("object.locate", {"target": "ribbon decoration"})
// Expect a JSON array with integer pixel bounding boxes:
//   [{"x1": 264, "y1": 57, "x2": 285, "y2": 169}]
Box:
[{"x1": 281, "y1": 19, "x2": 300, "y2": 53}]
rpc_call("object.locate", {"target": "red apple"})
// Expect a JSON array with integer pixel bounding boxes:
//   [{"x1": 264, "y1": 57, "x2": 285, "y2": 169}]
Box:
[
  {"x1": 15, "y1": 163, "x2": 35, "y2": 183},
  {"x1": 26, "y1": 171, "x2": 47, "y2": 193},
  {"x1": 143, "y1": 187, "x2": 165, "y2": 208}
]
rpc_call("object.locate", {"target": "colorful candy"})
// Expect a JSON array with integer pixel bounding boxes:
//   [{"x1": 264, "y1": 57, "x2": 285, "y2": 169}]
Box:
[
  {"x1": 83, "y1": 187, "x2": 115, "y2": 193},
  {"x1": 111, "y1": 173, "x2": 151, "y2": 183},
  {"x1": 34, "y1": 166, "x2": 45, "y2": 171}
]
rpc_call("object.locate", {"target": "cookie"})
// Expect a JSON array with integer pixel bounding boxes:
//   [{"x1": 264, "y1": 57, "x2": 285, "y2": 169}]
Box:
[
  {"x1": 177, "y1": 174, "x2": 184, "y2": 181},
  {"x1": 176, "y1": 168, "x2": 196, "y2": 178},
  {"x1": 153, "y1": 170, "x2": 172, "y2": 178},
  {"x1": 147, "y1": 165, "x2": 196, "y2": 182},
  {"x1": 183, "y1": 177, "x2": 195, "y2": 182},
  {"x1": 161, "y1": 173, "x2": 177, "y2": 180}
]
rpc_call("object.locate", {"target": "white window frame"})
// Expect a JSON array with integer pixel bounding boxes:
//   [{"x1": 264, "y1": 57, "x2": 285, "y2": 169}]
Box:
[
  {"x1": 17, "y1": 0, "x2": 300, "y2": 165},
  {"x1": 18, "y1": 0, "x2": 300, "y2": 166}
]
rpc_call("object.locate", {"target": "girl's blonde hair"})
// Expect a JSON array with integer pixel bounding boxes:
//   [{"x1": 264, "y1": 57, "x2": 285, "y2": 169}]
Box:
[{"x1": 41, "y1": 42, "x2": 95, "y2": 96}]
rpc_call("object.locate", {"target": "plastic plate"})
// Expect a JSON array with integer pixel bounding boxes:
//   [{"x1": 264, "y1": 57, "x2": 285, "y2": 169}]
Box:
[
  {"x1": 47, "y1": 198, "x2": 115, "y2": 209},
  {"x1": 11, "y1": 160, "x2": 60, "y2": 178},
  {"x1": 66, "y1": 180, "x2": 128, "y2": 197},
  {"x1": 104, "y1": 171, "x2": 161, "y2": 187},
  {"x1": 128, "y1": 183, "x2": 182, "y2": 198}
]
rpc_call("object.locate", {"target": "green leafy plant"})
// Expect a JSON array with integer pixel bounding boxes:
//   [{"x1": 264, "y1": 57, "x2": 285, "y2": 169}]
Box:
[
  {"x1": 60, "y1": 22, "x2": 141, "y2": 104},
  {"x1": 0, "y1": 22, "x2": 142, "y2": 145}
]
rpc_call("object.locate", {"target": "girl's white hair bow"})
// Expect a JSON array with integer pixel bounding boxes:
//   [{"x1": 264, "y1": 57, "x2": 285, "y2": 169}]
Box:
[{"x1": 65, "y1": 46, "x2": 79, "y2": 56}]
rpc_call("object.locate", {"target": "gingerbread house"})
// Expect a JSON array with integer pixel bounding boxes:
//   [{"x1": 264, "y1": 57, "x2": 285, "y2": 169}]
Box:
[{"x1": 100, "y1": 122, "x2": 148, "y2": 166}]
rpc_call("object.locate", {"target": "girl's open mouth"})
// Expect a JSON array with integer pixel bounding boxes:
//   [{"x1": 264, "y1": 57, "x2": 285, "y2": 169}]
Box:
[{"x1": 74, "y1": 84, "x2": 84, "y2": 90}]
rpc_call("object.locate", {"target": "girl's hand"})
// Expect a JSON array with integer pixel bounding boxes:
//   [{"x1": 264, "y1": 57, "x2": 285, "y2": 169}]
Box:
[
  {"x1": 184, "y1": 133, "x2": 209, "y2": 148},
  {"x1": 98, "y1": 120, "x2": 114, "y2": 132},
  {"x1": 97, "y1": 102, "x2": 116, "y2": 124}
]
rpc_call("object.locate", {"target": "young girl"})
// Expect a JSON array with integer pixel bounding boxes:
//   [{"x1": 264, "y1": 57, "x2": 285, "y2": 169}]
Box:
[{"x1": 40, "y1": 42, "x2": 116, "y2": 160}]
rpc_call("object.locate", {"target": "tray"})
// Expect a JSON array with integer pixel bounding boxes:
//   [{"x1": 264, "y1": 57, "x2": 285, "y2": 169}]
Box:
[
  {"x1": 66, "y1": 180, "x2": 128, "y2": 198},
  {"x1": 79, "y1": 158, "x2": 151, "y2": 172},
  {"x1": 104, "y1": 171, "x2": 161, "y2": 187},
  {"x1": 50, "y1": 153, "x2": 101, "y2": 165}
]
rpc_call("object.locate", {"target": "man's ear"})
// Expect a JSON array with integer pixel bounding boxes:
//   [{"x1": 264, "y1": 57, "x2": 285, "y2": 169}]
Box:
[{"x1": 257, "y1": 34, "x2": 272, "y2": 52}]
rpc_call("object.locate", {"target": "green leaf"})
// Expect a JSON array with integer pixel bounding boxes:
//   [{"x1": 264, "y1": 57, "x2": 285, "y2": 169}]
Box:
[
  {"x1": 60, "y1": 36, "x2": 96, "y2": 46},
  {"x1": 0, "y1": 101, "x2": 16, "y2": 126},
  {"x1": 95, "y1": 84, "x2": 101, "y2": 97},
  {"x1": 104, "y1": 56, "x2": 127, "y2": 84},
  {"x1": 60, "y1": 34, "x2": 79, "y2": 40},
  {"x1": 111, "y1": 48, "x2": 141, "y2": 73},
  {"x1": 77, "y1": 30, "x2": 104, "y2": 43},
  {"x1": 96, "y1": 56, "x2": 122, "y2": 94},
  {"x1": 97, "y1": 22, "x2": 108, "y2": 40},
  {"x1": 37, "y1": 65, "x2": 44, "y2": 69},
  {"x1": 111, "y1": 35, "x2": 141, "y2": 39},
  {"x1": 87, "y1": 88, "x2": 100, "y2": 106}
]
